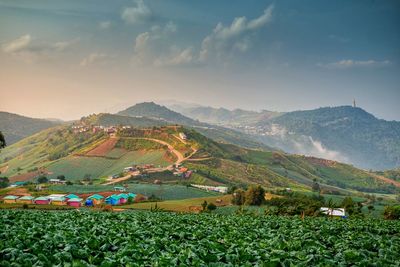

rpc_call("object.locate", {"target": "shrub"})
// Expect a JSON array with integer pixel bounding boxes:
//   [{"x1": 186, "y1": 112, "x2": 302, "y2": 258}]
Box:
[{"x1": 383, "y1": 205, "x2": 400, "y2": 220}]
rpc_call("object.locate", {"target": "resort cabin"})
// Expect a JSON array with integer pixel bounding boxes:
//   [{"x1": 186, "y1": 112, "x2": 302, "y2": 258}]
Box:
[
  {"x1": 34, "y1": 197, "x2": 51, "y2": 205},
  {"x1": 47, "y1": 194, "x2": 67, "y2": 200},
  {"x1": 16, "y1": 196, "x2": 34, "y2": 204},
  {"x1": 2, "y1": 195, "x2": 19, "y2": 204},
  {"x1": 118, "y1": 193, "x2": 129, "y2": 204},
  {"x1": 114, "y1": 186, "x2": 126, "y2": 192},
  {"x1": 51, "y1": 196, "x2": 67, "y2": 206},
  {"x1": 67, "y1": 198, "x2": 83, "y2": 207},
  {"x1": 320, "y1": 207, "x2": 346, "y2": 217},
  {"x1": 87, "y1": 194, "x2": 104, "y2": 205},
  {"x1": 105, "y1": 195, "x2": 120, "y2": 206},
  {"x1": 13, "y1": 181, "x2": 28, "y2": 187},
  {"x1": 65, "y1": 194, "x2": 79, "y2": 199}
]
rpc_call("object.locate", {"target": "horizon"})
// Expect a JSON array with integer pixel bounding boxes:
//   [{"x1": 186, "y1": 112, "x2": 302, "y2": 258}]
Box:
[{"x1": 1, "y1": 0, "x2": 399, "y2": 121}]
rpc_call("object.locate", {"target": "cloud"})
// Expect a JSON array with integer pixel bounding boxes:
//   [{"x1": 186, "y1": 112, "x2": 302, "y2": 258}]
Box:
[
  {"x1": 121, "y1": 0, "x2": 151, "y2": 24},
  {"x1": 132, "y1": 21, "x2": 178, "y2": 65},
  {"x1": 318, "y1": 59, "x2": 392, "y2": 69},
  {"x1": 154, "y1": 47, "x2": 195, "y2": 67},
  {"x1": 80, "y1": 53, "x2": 110, "y2": 67},
  {"x1": 99, "y1": 21, "x2": 112, "y2": 30},
  {"x1": 199, "y1": 5, "x2": 274, "y2": 62},
  {"x1": 2, "y1": 34, "x2": 32, "y2": 53}
]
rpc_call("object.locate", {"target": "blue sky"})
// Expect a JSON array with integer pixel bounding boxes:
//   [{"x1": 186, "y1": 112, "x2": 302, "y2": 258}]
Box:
[{"x1": 0, "y1": 0, "x2": 399, "y2": 120}]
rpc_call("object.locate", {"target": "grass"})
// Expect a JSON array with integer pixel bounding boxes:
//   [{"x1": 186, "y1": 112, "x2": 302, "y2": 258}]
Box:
[
  {"x1": 49, "y1": 184, "x2": 221, "y2": 200},
  {"x1": 122, "y1": 194, "x2": 232, "y2": 212}
]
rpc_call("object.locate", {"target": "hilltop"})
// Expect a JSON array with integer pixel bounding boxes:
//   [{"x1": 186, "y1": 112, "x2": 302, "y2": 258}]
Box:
[
  {"x1": 168, "y1": 103, "x2": 400, "y2": 170},
  {"x1": 0, "y1": 116, "x2": 398, "y2": 195},
  {"x1": 0, "y1": 111, "x2": 61, "y2": 145}
]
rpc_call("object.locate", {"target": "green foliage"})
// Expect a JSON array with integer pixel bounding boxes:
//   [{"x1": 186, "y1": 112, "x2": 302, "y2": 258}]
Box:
[
  {"x1": 264, "y1": 193, "x2": 324, "y2": 216},
  {"x1": 341, "y1": 197, "x2": 363, "y2": 217},
  {"x1": 0, "y1": 131, "x2": 5, "y2": 149},
  {"x1": 383, "y1": 205, "x2": 400, "y2": 220},
  {"x1": 0, "y1": 177, "x2": 9, "y2": 188},
  {"x1": 231, "y1": 189, "x2": 246, "y2": 205},
  {"x1": 207, "y1": 202, "x2": 217, "y2": 211},
  {"x1": 37, "y1": 175, "x2": 48, "y2": 184},
  {"x1": 0, "y1": 210, "x2": 399, "y2": 266},
  {"x1": 245, "y1": 185, "x2": 265, "y2": 206}
]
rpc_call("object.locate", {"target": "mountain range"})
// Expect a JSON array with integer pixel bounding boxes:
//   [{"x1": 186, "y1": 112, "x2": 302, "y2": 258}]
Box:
[{"x1": 167, "y1": 104, "x2": 400, "y2": 170}]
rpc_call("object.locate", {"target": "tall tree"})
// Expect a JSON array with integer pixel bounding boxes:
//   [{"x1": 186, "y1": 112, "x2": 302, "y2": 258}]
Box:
[
  {"x1": 0, "y1": 131, "x2": 5, "y2": 149},
  {"x1": 245, "y1": 185, "x2": 265, "y2": 206}
]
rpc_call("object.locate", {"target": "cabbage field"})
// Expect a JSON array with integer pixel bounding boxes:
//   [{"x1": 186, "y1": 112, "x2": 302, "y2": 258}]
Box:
[{"x1": 1, "y1": 210, "x2": 399, "y2": 266}]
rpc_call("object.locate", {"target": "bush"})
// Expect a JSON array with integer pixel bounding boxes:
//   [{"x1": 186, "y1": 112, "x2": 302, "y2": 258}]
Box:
[
  {"x1": 245, "y1": 185, "x2": 265, "y2": 206},
  {"x1": 232, "y1": 189, "x2": 246, "y2": 205},
  {"x1": 207, "y1": 203, "x2": 217, "y2": 211},
  {"x1": 383, "y1": 205, "x2": 400, "y2": 220}
]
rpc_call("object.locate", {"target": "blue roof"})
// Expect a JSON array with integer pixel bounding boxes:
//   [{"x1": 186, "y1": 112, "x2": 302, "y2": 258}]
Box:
[
  {"x1": 18, "y1": 196, "x2": 34, "y2": 200},
  {"x1": 14, "y1": 181, "x2": 27, "y2": 186},
  {"x1": 3, "y1": 195, "x2": 19, "y2": 200},
  {"x1": 88, "y1": 194, "x2": 104, "y2": 200},
  {"x1": 65, "y1": 194, "x2": 79, "y2": 199},
  {"x1": 34, "y1": 197, "x2": 49, "y2": 201},
  {"x1": 67, "y1": 198, "x2": 82, "y2": 202},
  {"x1": 128, "y1": 193, "x2": 136, "y2": 198}
]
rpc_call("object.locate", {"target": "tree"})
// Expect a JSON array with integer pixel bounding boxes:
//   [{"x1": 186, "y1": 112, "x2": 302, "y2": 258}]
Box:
[
  {"x1": 201, "y1": 200, "x2": 208, "y2": 211},
  {"x1": 127, "y1": 196, "x2": 134, "y2": 204},
  {"x1": 207, "y1": 202, "x2": 217, "y2": 211},
  {"x1": 245, "y1": 185, "x2": 265, "y2": 206},
  {"x1": 0, "y1": 131, "x2": 5, "y2": 149},
  {"x1": 37, "y1": 176, "x2": 48, "y2": 184},
  {"x1": 66, "y1": 181, "x2": 73, "y2": 185},
  {"x1": 383, "y1": 205, "x2": 400, "y2": 220},
  {"x1": 57, "y1": 175, "x2": 66, "y2": 181},
  {"x1": 0, "y1": 177, "x2": 9, "y2": 188},
  {"x1": 312, "y1": 179, "x2": 321, "y2": 193},
  {"x1": 83, "y1": 174, "x2": 92, "y2": 181},
  {"x1": 232, "y1": 189, "x2": 246, "y2": 205}
]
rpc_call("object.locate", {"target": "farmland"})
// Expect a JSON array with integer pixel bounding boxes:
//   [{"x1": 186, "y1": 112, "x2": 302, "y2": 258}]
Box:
[
  {"x1": 1, "y1": 210, "x2": 399, "y2": 266},
  {"x1": 49, "y1": 184, "x2": 220, "y2": 200}
]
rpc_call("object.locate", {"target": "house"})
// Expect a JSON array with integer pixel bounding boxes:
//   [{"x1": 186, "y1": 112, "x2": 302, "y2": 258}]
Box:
[
  {"x1": 190, "y1": 184, "x2": 228, "y2": 194},
  {"x1": 127, "y1": 193, "x2": 136, "y2": 200},
  {"x1": 13, "y1": 181, "x2": 28, "y2": 187},
  {"x1": 179, "y1": 132, "x2": 187, "y2": 140},
  {"x1": 34, "y1": 197, "x2": 51, "y2": 205},
  {"x1": 47, "y1": 194, "x2": 67, "y2": 200},
  {"x1": 2, "y1": 195, "x2": 19, "y2": 204},
  {"x1": 67, "y1": 198, "x2": 82, "y2": 207},
  {"x1": 65, "y1": 194, "x2": 79, "y2": 199},
  {"x1": 87, "y1": 194, "x2": 104, "y2": 205},
  {"x1": 49, "y1": 179, "x2": 66, "y2": 185},
  {"x1": 118, "y1": 193, "x2": 128, "y2": 204},
  {"x1": 17, "y1": 196, "x2": 34, "y2": 204},
  {"x1": 114, "y1": 186, "x2": 126, "y2": 192},
  {"x1": 320, "y1": 207, "x2": 346, "y2": 217},
  {"x1": 123, "y1": 166, "x2": 136, "y2": 172},
  {"x1": 105, "y1": 195, "x2": 120, "y2": 205},
  {"x1": 51, "y1": 196, "x2": 67, "y2": 206}
]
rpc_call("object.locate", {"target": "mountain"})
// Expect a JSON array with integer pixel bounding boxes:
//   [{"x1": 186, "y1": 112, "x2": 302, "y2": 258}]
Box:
[
  {"x1": 0, "y1": 111, "x2": 61, "y2": 145},
  {"x1": 167, "y1": 103, "x2": 400, "y2": 170},
  {"x1": 256, "y1": 106, "x2": 400, "y2": 170},
  {"x1": 0, "y1": 121, "x2": 398, "y2": 194},
  {"x1": 167, "y1": 104, "x2": 281, "y2": 126},
  {"x1": 81, "y1": 113, "x2": 167, "y2": 127},
  {"x1": 117, "y1": 102, "x2": 272, "y2": 150}
]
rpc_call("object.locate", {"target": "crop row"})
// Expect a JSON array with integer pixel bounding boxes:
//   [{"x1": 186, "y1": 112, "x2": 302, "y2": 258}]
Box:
[{"x1": 0, "y1": 210, "x2": 399, "y2": 266}]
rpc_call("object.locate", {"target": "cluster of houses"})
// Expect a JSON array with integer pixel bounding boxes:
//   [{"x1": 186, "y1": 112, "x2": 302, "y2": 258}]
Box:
[
  {"x1": 72, "y1": 124, "x2": 134, "y2": 136},
  {"x1": 1, "y1": 192, "x2": 137, "y2": 207}
]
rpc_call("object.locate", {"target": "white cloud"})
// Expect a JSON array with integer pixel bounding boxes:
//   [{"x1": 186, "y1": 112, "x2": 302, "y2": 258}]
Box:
[
  {"x1": 2, "y1": 34, "x2": 32, "y2": 53},
  {"x1": 121, "y1": 0, "x2": 151, "y2": 24},
  {"x1": 99, "y1": 21, "x2": 112, "y2": 30},
  {"x1": 80, "y1": 53, "x2": 110, "y2": 67},
  {"x1": 154, "y1": 47, "x2": 195, "y2": 67},
  {"x1": 199, "y1": 5, "x2": 274, "y2": 61},
  {"x1": 319, "y1": 59, "x2": 392, "y2": 69}
]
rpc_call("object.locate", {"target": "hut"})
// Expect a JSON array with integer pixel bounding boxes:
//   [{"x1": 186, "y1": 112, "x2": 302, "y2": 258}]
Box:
[
  {"x1": 67, "y1": 198, "x2": 82, "y2": 207},
  {"x1": 51, "y1": 196, "x2": 67, "y2": 206},
  {"x1": 65, "y1": 194, "x2": 79, "y2": 199},
  {"x1": 87, "y1": 194, "x2": 104, "y2": 205},
  {"x1": 105, "y1": 195, "x2": 120, "y2": 206},
  {"x1": 118, "y1": 193, "x2": 129, "y2": 204},
  {"x1": 3, "y1": 195, "x2": 19, "y2": 204},
  {"x1": 114, "y1": 186, "x2": 126, "y2": 192},
  {"x1": 34, "y1": 197, "x2": 51, "y2": 205},
  {"x1": 17, "y1": 196, "x2": 34, "y2": 204}
]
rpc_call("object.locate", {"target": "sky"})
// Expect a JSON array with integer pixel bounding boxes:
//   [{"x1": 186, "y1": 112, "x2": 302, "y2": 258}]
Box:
[{"x1": 0, "y1": 0, "x2": 399, "y2": 121}]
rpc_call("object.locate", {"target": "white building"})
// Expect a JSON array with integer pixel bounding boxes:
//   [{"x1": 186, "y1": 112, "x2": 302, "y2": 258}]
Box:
[
  {"x1": 320, "y1": 207, "x2": 346, "y2": 217},
  {"x1": 179, "y1": 132, "x2": 187, "y2": 140},
  {"x1": 191, "y1": 184, "x2": 228, "y2": 194}
]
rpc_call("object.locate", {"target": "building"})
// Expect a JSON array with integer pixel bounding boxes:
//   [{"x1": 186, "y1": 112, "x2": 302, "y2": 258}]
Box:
[
  {"x1": 47, "y1": 194, "x2": 67, "y2": 200},
  {"x1": 118, "y1": 193, "x2": 129, "y2": 204},
  {"x1": 65, "y1": 194, "x2": 79, "y2": 199},
  {"x1": 13, "y1": 181, "x2": 28, "y2": 187},
  {"x1": 49, "y1": 179, "x2": 66, "y2": 185},
  {"x1": 105, "y1": 195, "x2": 120, "y2": 205},
  {"x1": 67, "y1": 198, "x2": 82, "y2": 207},
  {"x1": 179, "y1": 132, "x2": 187, "y2": 140},
  {"x1": 320, "y1": 207, "x2": 346, "y2": 217},
  {"x1": 16, "y1": 196, "x2": 34, "y2": 204},
  {"x1": 51, "y1": 196, "x2": 67, "y2": 206},
  {"x1": 34, "y1": 197, "x2": 51, "y2": 205},
  {"x1": 114, "y1": 186, "x2": 126, "y2": 192},
  {"x1": 2, "y1": 195, "x2": 19, "y2": 203},
  {"x1": 123, "y1": 166, "x2": 136, "y2": 172},
  {"x1": 191, "y1": 184, "x2": 228, "y2": 194},
  {"x1": 87, "y1": 194, "x2": 104, "y2": 205}
]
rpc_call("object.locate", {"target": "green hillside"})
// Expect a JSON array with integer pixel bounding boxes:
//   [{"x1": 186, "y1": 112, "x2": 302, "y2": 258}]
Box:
[
  {"x1": 0, "y1": 117, "x2": 398, "y2": 194},
  {"x1": 0, "y1": 111, "x2": 61, "y2": 145}
]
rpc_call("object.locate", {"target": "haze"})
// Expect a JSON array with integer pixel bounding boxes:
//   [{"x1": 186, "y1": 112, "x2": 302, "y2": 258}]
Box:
[{"x1": 0, "y1": 0, "x2": 399, "y2": 121}]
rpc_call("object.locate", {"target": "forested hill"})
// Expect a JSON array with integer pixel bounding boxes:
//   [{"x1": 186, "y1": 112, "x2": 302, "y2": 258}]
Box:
[
  {"x1": 262, "y1": 106, "x2": 400, "y2": 170},
  {"x1": 0, "y1": 111, "x2": 61, "y2": 145}
]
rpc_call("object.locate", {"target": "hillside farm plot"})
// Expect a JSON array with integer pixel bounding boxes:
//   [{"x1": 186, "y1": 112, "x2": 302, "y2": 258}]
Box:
[
  {"x1": 49, "y1": 184, "x2": 220, "y2": 200},
  {"x1": 85, "y1": 138, "x2": 118, "y2": 157},
  {"x1": 0, "y1": 210, "x2": 399, "y2": 266}
]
